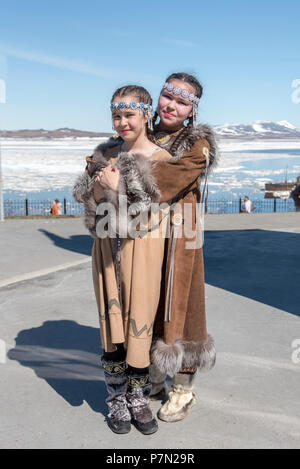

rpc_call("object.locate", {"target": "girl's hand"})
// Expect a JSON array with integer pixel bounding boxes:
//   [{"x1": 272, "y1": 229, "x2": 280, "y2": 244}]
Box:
[
  {"x1": 93, "y1": 172, "x2": 106, "y2": 202},
  {"x1": 100, "y1": 165, "x2": 120, "y2": 192}
]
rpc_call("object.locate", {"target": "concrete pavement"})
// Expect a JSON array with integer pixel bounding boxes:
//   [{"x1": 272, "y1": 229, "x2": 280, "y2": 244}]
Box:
[{"x1": 0, "y1": 214, "x2": 299, "y2": 449}]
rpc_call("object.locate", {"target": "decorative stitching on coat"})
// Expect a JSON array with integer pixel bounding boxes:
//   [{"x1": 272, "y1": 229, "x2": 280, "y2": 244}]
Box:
[
  {"x1": 108, "y1": 298, "x2": 121, "y2": 313},
  {"x1": 130, "y1": 319, "x2": 153, "y2": 337}
]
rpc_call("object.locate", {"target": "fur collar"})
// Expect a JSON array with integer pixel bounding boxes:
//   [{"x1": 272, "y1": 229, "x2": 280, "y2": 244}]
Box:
[
  {"x1": 157, "y1": 123, "x2": 219, "y2": 173},
  {"x1": 93, "y1": 135, "x2": 123, "y2": 156}
]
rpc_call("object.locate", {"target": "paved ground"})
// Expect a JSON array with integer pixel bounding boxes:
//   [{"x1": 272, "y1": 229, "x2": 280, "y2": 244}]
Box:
[{"x1": 0, "y1": 213, "x2": 299, "y2": 449}]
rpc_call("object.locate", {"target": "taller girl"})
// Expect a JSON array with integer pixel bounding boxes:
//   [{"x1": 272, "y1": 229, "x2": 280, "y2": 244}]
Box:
[{"x1": 149, "y1": 73, "x2": 218, "y2": 422}]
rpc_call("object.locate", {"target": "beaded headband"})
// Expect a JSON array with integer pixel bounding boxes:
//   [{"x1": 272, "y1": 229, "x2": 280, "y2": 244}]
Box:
[
  {"x1": 162, "y1": 82, "x2": 200, "y2": 105},
  {"x1": 110, "y1": 101, "x2": 153, "y2": 131},
  {"x1": 110, "y1": 101, "x2": 152, "y2": 112}
]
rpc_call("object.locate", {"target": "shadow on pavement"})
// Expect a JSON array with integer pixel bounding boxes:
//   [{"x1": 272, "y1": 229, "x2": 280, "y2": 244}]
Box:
[
  {"x1": 38, "y1": 227, "x2": 300, "y2": 317},
  {"x1": 204, "y1": 229, "x2": 300, "y2": 317},
  {"x1": 7, "y1": 320, "x2": 107, "y2": 415},
  {"x1": 39, "y1": 229, "x2": 93, "y2": 257}
]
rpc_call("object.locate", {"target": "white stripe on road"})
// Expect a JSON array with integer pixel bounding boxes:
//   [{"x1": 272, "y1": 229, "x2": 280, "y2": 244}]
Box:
[{"x1": 0, "y1": 257, "x2": 92, "y2": 288}]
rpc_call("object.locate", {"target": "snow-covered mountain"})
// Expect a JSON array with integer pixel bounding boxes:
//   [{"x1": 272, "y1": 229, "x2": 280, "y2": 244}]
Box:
[
  {"x1": 214, "y1": 121, "x2": 300, "y2": 138},
  {"x1": 1, "y1": 121, "x2": 300, "y2": 140}
]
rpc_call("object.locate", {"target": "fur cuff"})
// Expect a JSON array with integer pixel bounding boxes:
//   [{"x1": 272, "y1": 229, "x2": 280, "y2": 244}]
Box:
[
  {"x1": 72, "y1": 172, "x2": 93, "y2": 203},
  {"x1": 181, "y1": 335, "x2": 216, "y2": 371},
  {"x1": 72, "y1": 172, "x2": 97, "y2": 237},
  {"x1": 151, "y1": 335, "x2": 216, "y2": 376}
]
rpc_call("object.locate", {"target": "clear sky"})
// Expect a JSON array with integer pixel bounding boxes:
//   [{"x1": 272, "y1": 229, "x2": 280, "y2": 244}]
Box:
[{"x1": 0, "y1": 0, "x2": 300, "y2": 131}]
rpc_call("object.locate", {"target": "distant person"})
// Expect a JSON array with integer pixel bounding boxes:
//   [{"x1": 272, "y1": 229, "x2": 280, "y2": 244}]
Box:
[
  {"x1": 291, "y1": 180, "x2": 300, "y2": 212},
  {"x1": 241, "y1": 196, "x2": 254, "y2": 213},
  {"x1": 51, "y1": 199, "x2": 61, "y2": 216},
  {"x1": 57, "y1": 200, "x2": 62, "y2": 215}
]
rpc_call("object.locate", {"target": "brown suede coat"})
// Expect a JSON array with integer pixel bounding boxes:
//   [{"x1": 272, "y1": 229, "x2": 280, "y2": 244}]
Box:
[{"x1": 150, "y1": 126, "x2": 218, "y2": 376}]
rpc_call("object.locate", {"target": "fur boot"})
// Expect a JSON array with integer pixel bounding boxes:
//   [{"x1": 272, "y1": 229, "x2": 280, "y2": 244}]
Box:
[
  {"x1": 158, "y1": 372, "x2": 196, "y2": 422},
  {"x1": 149, "y1": 363, "x2": 169, "y2": 401},
  {"x1": 126, "y1": 372, "x2": 158, "y2": 435},
  {"x1": 101, "y1": 357, "x2": 131, "y2": 434}
]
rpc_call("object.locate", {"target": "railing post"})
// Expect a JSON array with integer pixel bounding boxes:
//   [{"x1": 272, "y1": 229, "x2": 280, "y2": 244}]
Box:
[
  {"x1": 25, "y1": 198, "x2": 29, "y2": 216},
  {"x1": 274, "y1": 198, "x2": 277, "y2": 213},
  {"x1": 239, "y1": 197, "x2": 242, "y2": 213},
  {"x1": 64, "y1": 198, "x2": 67, "y2": 215}
]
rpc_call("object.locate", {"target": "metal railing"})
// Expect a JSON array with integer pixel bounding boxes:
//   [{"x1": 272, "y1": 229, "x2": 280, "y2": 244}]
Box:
[
  {"x1": 3, "y1": 197, "x2": 296, "y2": 218},
  {"x1": 4, "y1": 198, "x2": 84, "y2": 217},
  {"x1": 206, "y1": 198, "x2": 296, "y2": 214}
]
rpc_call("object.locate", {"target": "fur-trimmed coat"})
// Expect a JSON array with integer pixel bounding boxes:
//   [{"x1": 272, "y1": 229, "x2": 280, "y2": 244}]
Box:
[
  {"x1": 73, "y1": 139, "x2": 171, "y2": 368},
  {"x1": 149, "y1": 124, "x2": 219, "y2": 376}
]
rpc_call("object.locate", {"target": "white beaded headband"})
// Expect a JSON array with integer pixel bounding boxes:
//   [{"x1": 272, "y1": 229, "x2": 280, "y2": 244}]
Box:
[
  {"x1": 162, "y1": 82, "x2": 200, "y2": 105},
  {"x1": 161, "y1": 82, "x2": 200, "y2": 127}
]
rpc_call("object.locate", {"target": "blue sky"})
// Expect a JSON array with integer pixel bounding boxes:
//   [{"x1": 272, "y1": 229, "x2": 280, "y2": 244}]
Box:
[{"x1": 0, "y1": 0, "x2": 300, "y2": 131}]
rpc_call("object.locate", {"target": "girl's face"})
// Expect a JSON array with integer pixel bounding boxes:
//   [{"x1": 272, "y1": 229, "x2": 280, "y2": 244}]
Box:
[
  {"x1": 112, "y1": 95, "x2": 148, "y2": 142},
  {"x1": 157, "y1": 78, "x2": 196, "y2": 131}
]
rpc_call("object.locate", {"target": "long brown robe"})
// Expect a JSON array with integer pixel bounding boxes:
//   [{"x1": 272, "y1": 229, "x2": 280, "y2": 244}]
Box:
[{"x1": 150, "y1": 126, "x2": 218, "y2": 376}]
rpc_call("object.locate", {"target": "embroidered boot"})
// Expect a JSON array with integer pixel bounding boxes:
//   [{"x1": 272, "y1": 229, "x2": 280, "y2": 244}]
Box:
[
  {"x1": 101, "y1": 356, "x2": 131, "y2": 434},
  {"x1": 126, "y1": 370, "x2": 158, "y2": 435},
  {"x1": 158, "y1": 371, "x2": 196, "y2": 422},
  {"x1": 149, "y1": 363, "x2": 169, "y2": 401}
]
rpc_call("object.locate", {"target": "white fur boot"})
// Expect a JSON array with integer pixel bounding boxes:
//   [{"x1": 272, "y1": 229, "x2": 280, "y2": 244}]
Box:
[{"x1": 158, "y1": 372, "x2": 196, "y2": 422}]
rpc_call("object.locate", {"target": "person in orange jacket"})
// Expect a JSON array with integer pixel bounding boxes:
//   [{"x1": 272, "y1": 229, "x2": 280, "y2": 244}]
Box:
[{"x1": 51, "y1": 199, "x2": 60, "y2": 215}]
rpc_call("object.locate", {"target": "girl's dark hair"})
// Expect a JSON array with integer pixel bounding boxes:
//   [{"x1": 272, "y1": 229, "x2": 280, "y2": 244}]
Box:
[
  {"x1": 152, "y1": 72, "x2": 203, "y2": 156},
  {"x1": 111, "y1": 85, "x2": 153, "y2": 139}
]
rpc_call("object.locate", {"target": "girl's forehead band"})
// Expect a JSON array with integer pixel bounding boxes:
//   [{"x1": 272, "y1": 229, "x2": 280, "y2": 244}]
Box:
[
  {"x1": 162, "y1": 82, "x2": 200, "y2": 105},
  {"x1": 110, "y1": 101, "x2": 152, "y2": 111}
]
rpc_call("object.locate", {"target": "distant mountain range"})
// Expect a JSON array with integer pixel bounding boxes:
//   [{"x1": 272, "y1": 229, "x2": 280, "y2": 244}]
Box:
[
  {"x1": 214, "y1": 120, "x2": 300, "y2": 138},
  {"x1": 1, "y1": 121, "x2": 300, "y2": 139},
  {"x1": 0, "y1": 128, "x2": 112, "y2": 139}
]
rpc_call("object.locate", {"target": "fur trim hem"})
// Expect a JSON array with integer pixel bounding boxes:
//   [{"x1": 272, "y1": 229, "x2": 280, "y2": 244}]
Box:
[
  {"x1": 151, "y1": 334, "x2": 216, "y2": 376},
  {"x1": 151, "y1": 340, "x2": 183, "y2": 377}
]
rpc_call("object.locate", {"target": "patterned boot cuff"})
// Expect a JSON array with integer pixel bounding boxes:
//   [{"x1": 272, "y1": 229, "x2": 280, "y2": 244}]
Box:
[
  {"x1": 101, "y1": 357, "x2": 127, "y2": 375},
  {"x1": 127, "y1": 374, "x2": 150, "y2": 388}
]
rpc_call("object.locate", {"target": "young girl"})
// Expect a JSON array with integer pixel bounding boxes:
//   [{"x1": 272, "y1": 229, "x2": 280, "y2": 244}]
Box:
[
  {"x1": 102, "y1": 73, "x2": 218, "y2": 423},
  {"x1": 73, "y1": 85, "x2": 171, "y2": 435}
]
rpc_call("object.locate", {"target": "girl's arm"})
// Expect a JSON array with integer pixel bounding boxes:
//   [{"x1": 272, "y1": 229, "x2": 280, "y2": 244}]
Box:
[
  {"x1": 152, "y1": 138, "x2": 210, "y2": 203},
  {"x1": 72, "y1": 169, "x2": 94, "y2": 203},
  {"x1": 73, "y1": 169, "x2": 101, "y2": 238}
]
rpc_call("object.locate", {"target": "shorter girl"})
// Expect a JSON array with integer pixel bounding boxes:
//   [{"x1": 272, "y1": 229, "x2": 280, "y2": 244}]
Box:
[{"x1": 73, "y1": 85, "x2": 171, "y2": 435}]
